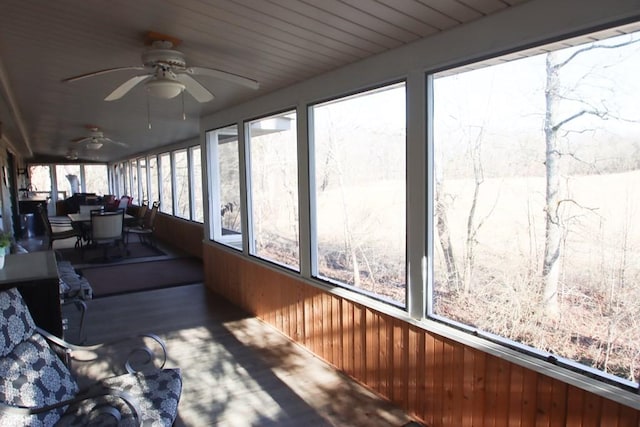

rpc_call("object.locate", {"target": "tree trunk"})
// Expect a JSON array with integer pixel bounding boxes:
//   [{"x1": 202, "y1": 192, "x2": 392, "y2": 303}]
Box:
[
  {"x1": 435, "y1": 180, "x2": 460, "y2": 291},
  {"x1": 542, "y1": 52, "x2": 561, "y2": 317}
]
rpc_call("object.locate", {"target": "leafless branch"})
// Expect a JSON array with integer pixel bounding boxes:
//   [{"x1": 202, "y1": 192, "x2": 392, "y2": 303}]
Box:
[{"x1": 554, "y1": 37, "x2": 640, "y2": 69}]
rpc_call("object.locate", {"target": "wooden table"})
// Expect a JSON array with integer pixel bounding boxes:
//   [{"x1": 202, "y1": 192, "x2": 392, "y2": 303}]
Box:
[{"x1": 0, "y1": 251, "x2": 62, "y2": 336}]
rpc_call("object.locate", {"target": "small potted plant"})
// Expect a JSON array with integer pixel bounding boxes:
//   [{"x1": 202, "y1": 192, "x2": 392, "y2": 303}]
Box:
[{"x1": 0, "y1": 232, "x2": 12, "y2": 269}]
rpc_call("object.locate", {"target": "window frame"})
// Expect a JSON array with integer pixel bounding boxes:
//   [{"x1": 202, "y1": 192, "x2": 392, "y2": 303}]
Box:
[
  {"x1": 244, "y1": 109, "x2": 301, "y2": 271},
  {"x1": 424, "y1": 24, "x2": 640, "y2": 392},
  {"x1": 307, "y1": 82, "x2": 409, "y2": 307},
  {"x1": 206, "y1": 124, "x2": 244, "y2": 250}
]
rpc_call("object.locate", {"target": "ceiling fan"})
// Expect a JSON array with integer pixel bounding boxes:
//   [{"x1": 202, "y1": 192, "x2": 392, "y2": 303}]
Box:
[
  {"x1": 71, "y1": 126, "x2": 128, "y2": 150},
  {"x1": 62, "y1": 32, "x2": 260, "y2": 103}
]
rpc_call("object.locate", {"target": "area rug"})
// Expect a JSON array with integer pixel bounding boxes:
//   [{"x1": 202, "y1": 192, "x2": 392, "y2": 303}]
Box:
[
  {"x1": 79, "y1": 257, "x2": 204, "y2": 297},
  {"x1": 57, "y1": 242, "x2": 165, "y2": 266}
]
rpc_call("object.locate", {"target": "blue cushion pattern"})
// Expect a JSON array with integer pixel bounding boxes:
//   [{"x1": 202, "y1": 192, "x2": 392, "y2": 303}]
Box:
[
  {"x1": 0, "y1": 288, "x2": 37, "y2": 358},
  {"x1": 58, "y1": 368, "x2": 182, "y2": 426},
  {"x1": 0, "y1": 333, "x2": 78, "y2": 426}
]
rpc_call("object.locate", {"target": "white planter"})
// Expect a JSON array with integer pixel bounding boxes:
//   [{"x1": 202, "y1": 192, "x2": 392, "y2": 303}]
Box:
[{"x1": 0, "y1": 255, "x2": 5, "y2": 270}]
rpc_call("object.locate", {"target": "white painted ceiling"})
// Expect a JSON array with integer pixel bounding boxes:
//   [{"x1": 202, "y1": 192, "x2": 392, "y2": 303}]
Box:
[{"x1": 0, "y1": 0, "x2": 527, "y2": 163}]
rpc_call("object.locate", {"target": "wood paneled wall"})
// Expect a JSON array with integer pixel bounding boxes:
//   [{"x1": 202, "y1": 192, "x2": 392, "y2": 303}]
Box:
[
  {"x1": 203, "y1": 244, "x2": 639, "y2": 426},
  {"x1": 154, "y1": 213, "x2": 203, "y2": 259}
]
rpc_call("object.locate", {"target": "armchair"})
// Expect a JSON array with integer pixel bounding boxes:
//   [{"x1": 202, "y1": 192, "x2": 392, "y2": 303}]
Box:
[{"x1": 0, "y1": 287, "x2": 182, "y2": 426}]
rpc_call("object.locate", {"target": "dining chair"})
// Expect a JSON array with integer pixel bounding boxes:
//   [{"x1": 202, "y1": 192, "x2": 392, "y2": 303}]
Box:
[
  {"x1": 84, "y1": 208, "x2": 125, "y2": 261},
  {"x1": 38, "y1": 203, "x2": 82, "y2": 249}
]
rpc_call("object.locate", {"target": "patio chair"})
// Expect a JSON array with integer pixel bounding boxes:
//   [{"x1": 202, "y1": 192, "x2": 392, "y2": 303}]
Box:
[
  {"x1": 38, "y1": 203, "x2": 82, "y2": 249},
  {"x1": 84, "y1": 208, "x2": 125, "y2": 261},
  {"x1": 125, "y1": 201, "x2": 159, "y2": 247},
  {"x1": 0, "y1": 287, "x2": 182, "y2": 426}
]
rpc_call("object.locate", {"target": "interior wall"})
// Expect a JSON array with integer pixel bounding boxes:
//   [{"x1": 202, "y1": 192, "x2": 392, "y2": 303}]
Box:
[
  {"x1": 154, "y1": 213, "x2": 203, "y2": 258},
  {"x1": 203, "y1": 244, "x2": 640, "y2": 426}
]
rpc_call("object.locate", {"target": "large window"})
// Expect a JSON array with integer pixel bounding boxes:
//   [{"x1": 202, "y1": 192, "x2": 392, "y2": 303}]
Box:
[
  {"x1": 207, "y1": 125, "x2": 242, "y2": 250},
  {"x1": 28, "y1": 165, "x2": 52, "y2": 195},
  {"x1": 246, "y1": 111, "x2": 299, "y2": 270},
  {"x1": 173, "y1": 149, "x2": 190, "y2": 219},
  {"x1": 83, "y1": 165, "x2": 108, "y2": 195},
  {"x1": 159, "y1": 153, "x2": 173, "y2": 215},
  {"x1": 148, "y1": 156, "x2": 158, "y2": 205},
  {"x1": 431, "y1": 28, "x2": 640, "y2": 385},
  {"x1": 130, "y1": 159, "x2": 139, "y2": 203},
  {"x1": 310, "y1": 83, "x2": 407, "y2": 305},
  {"x1": 190, "y1": 146, "x2": 203, "y2": 223},
  {"x1": 138, "y1": 158, "x2": 148, "y2": 203},
  {"x1": 56, "y1": 164, "x2": 81, "y2": 196}
]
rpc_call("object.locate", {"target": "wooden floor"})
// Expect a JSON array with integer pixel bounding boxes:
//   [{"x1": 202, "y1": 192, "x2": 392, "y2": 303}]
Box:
[{"x1": 62, "y1": 283, "x2": 418, "y2": 426}]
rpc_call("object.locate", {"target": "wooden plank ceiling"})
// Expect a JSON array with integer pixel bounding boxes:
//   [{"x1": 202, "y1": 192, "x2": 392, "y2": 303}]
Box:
[{"x1": 0, "y1": 0, "x2": 528, "y2": 162}]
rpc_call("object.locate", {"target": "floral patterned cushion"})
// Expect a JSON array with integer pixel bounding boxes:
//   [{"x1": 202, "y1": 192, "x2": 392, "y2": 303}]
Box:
[
  {"x1": 58, "y1": 368, "x2": 182, "y2": 426},
  {"x1": 0, "y1": 288, "x2": 37, "y2": 358},
  {"x1": 0, "y1": 333, "x2": 79, "y2": 426}
]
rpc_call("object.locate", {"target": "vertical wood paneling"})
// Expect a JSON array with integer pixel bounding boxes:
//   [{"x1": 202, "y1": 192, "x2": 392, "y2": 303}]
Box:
[
  {"x1": 407, "y1": 325, "x2": 418, "y2": 412},
  {"x1": 521, "y1": 368, "x2": 538, "y2": 427},
  {"x1": 415, "y1": 331, "x2": 426, "y2": 423},
  {"x1": 203, "y1": 245, "x2": 640, "y2": 426},
  {"x1": 495, "y1": 357, "x2": 511, "y2": 425},
  {"x1": 472, "y1": 349, "x2": 487, "y2": 427},
  {"x1": 432, "y1": 336, "x2": 445, "y2": 424},
  {"x1": 303, "y1": 288, "x2": 313, "y2": 349},
  {"x1": 378, "y1": 314, "x2": 391, "y2": 399},
  {"x1": 564, "y1": 385, "x2": 580, "y2": 426},
  {"x1": 550, "y1": 378, "x2": 568, "y2": 427},
  {"x1": 353, "y1": 304, "x2": 365, "y2": 382},
  {"x1": 366, "y1": 308, "x2": 380, "y2": 391},
  {"x1": 483, "y1": 355, "x2": 500, "y2": 426},
  {"x1": 441, "y1": 339, "x2": 454, "y2": 426},
  {"x1": 343, "y1": 301, "x2": 354, "y2": 378},
  {"x1": 154, "y1": 214, "x2": 203, "y2": 258},
  {"x1": 581, "y1": 387, "x2": 602, "y2": 427},
  {"x1": 331, "y1": 295, "x2": 342, "y2": 369},
  {"x1": 508, "y1": 364, "x2": 524, "y2": 426},
  {"x1": 323, "y1": 293, "x2": 333, "y2": 363},
  {"x1": 392, "y1": 318, "x2": 407, "y2": 407},
  {"x1": 536, "y1": 374, "x2": 554, "y2": 426},
  {"x1": 618, "y1": 402, "x2": 640, "y2": 427},
  {"x1": 462, "y1": 347, "x2": 476, "y2": 427},
  {"x1": 451, "y1": 342, "x2": 465, "y2": 427}
]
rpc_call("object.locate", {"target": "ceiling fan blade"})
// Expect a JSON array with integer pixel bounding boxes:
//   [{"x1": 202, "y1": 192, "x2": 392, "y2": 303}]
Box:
[
  {"x1": 105, "y1": 74, "x2": 153, "y2": 101},
  {"x1": 186, "y1": 66, "x2": 260, "y2": 90},
  {"x1": 176, "y1": 74, "x2": 214, "y2": 103},
  {"x1": 71, "y1": 137, "x2": 91, "y2": 144},
  {"x1": 62, "y1": 66, "x2": 146, "y2": 83},
  {"x1": 103, "y1": 137, "x2": 129, "y2": 147}
]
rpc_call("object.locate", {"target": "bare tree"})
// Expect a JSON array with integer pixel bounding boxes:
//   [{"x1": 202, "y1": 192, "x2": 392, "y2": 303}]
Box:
[
  {"x1": 541, "y1": 37, "x2": 640, "y2": 317},
  {"x1": 435, "y1": 178, "x2": 460, "y2": 291}
]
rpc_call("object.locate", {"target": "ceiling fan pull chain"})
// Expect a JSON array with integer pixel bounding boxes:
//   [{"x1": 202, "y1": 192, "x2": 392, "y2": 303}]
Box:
[
  {"x1": 147, "y1": 93, "x2": 152, "y2": 130},
  {"x1": 182, "y1": 91, "x2": 186, "y2": 121}
]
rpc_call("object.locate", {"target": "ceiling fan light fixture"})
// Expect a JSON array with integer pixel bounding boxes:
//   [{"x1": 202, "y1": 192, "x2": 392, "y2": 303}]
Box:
[
  {"x1": 86, "y1": 141, "x2": 103, "y2": 150},
  {"x1": 146, "y1": 77, "x2": 185, "y2": 99}
]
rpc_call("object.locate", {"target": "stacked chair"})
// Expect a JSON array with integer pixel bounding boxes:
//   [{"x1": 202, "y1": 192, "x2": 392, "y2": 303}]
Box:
[
  {"x1": 0, "y1": 287, "x2": 182, "y2": 425},
  {"x1": 125, "y1": 201, "x2": 159, "y2": 247}
]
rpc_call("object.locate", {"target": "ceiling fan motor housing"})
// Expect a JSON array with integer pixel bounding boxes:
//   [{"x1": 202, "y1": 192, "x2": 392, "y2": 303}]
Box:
[{"x1": 142, "y1": 41, "x2": 186, "y2": 69}]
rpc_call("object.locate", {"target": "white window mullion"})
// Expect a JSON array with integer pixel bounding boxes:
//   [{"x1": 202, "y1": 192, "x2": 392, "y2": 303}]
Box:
[
  {"x1": 297, "y1": 104, "x2": 312, "y2": 278},
  {"x1": 238, "y1": 123, "x2": 250, "y2": 255},
  {"x1": 407, "y1": 71, "x2": 428, "y2": 319}
]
